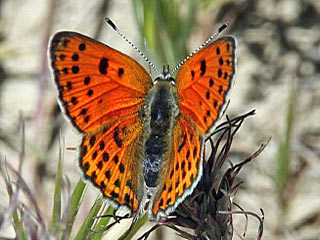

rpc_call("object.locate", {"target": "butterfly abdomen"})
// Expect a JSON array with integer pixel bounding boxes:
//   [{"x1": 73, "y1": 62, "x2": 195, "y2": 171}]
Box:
[{"x1": 143, "y1": 82, "x2": 178, "y2": 188}]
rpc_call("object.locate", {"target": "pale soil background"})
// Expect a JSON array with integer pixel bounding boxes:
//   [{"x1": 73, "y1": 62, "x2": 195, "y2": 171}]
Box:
[{"x1": 0, "y1": 0, "x2": 319, "y2": 239}]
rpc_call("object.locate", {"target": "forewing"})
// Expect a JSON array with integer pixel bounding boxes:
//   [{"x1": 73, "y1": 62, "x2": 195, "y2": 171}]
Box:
[
  {"x1": 176, "y1": 37, "x2": 236, "y2": 134},
  {"x1": 49, "y1": 31, "x2": 152, "y2": 133}
]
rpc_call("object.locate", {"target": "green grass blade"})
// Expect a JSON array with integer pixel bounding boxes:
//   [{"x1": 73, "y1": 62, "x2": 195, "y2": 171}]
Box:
[
  {"x1": 158, "y1": 31, "x2": 176, "y2": 67},
  {"x1": 131, "y1": 0, "x2": 199, "y2": 69},
  {"x1": 91, "y1": 206, "x2": 114, "y2": 240},
  {"x1": 59, "y1": 178, "x2": 86, "y2": 240},
  {"x1": 142, "y1": 0, "x2": 156, "y2": 51},
  {"x1": 10, "y1": 116, "x2": 27, "y2": 240},
  {"x1": 11, "y1": 210, "x2": 27, "y2": 240},
  {"x1": 74, "y1": 197, "x2": 104, "y2": 240},
  {"x1": 131, "y1": 0, "x2": 144, "y2": 37},
  {"x1": 178, "y1": 0, "x2": 197, "y2": 44},
  {"x1": 276, "y1": 82, "x2": 296, "y2": 208},
  {"x1": 51, "y1": 134, "x2": 64, "y2": 232}
]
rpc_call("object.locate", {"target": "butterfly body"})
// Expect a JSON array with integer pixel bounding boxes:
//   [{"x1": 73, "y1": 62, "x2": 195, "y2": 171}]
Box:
[
  {"x1": 143, "y1": 79, "x2": 179, "y2": 188},
  {"x1": 49, "y1": 30, "x2": 236, "y2": 220}
]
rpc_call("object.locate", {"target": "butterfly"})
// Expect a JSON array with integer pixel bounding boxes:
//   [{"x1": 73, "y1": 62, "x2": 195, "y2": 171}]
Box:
[{"x1": 48, "y1": 19, "x2": 236, "y2": 221}]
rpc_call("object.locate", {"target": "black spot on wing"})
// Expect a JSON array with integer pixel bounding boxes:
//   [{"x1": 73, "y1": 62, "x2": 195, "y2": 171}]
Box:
[
  {"x1": 191, "y1": 70, "x2": 195, "y2": 79},
  {"x1": 71, "y1": 97, "x2": 78, "y2": 105},
  {"x1": 178, "y1": 135, "x2": 186, "y2": 153},
  {"x1": 200, "y1": 60, "x2": 206, "y2": 76},
  {"x1": 111, "y1": 191, "x2": 119, "y2": 198},
  {"x1": 89, "y1": 135, "x2": 96, "y2": 147},
  {"x1": 84, "y1": 76, "x2": 90, "y2": 85},
  {"x1": 113, "y1": 128, "x2": 122, "y2": 147},
  {"x1": 66, "y1": 81, "x2": 72, "y2": 90},
  {"x1": 103, "y1": 152, "x2": 109, "y2": 162},
  {"x1": 118, "y1": 68, "x2": 124, "y2": 78},
  {"x1": 206, "y1": 91, "x2": 210, "y2": 100},
  {"x1": 87, "y1": 89, "x2": 93, "y2": 96},
  {"x1": 216, "y1": 47, "x2": 220, "y2": 55},
  {"x1": 72, "y1": 66, "x2": 79, "y2": 74},
  {"x1": 113, "y1": 155, "x2": 119, "y2": 164},
  {"x1": 114, "y1": 179, "x2": 121, "y2": 187},
  {"x1": 99, "y1": 141, "x2": 105, "y2": 150},
  {"x1": 97, "y1": 161, "x2": 103, "y2": 169},
  {"x1": 119, "y1": 163, "x2": 125, "y2": 173},
  {"x1": 59, "y1": 54, "x2": 66, "y2": 60},
  {"x1": 82, "y1": 146, "x2": 88, "y2": 156},
  {"x1": 209, "y1": 78, "x2": 214, "y2": 87},
  {"x1": 124, "y1": 194, "x2": 130, "y2": 203},
  {"x1": 72, "y1": 53, "x2": 79, "y2": 61},
  {"x1": 105, "y1": 170, "x2": 111, "y2": 179},
  {"x1": 99, "y1": 58, "x2": 109, "y2": 74},
  {"x1": 62, "y1": 68, "x2": 68, "y2": 75},
  {"x1": 79, "y1": 43, "x2": 86, "y2": 51},
  {"x1": 83, "y1": 162, "x2": 89, "y2": 172}
]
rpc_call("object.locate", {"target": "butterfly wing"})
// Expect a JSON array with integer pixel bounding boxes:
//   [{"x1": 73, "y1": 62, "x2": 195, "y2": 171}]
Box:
[
  {"x1": 49, "y1": 32, "x2": 153, "y2": 214},
  {"x1": 80, "y1": 114, "x2": 145, "y2": 213},
  {"x1": 150, "y1": 115, "x2": 202, "y2": 219},
  {"x1": 176, "y1": 37, "x2": 236, "y2": 134},
  {"x1": 150, "y1": 37, "x2": 236, "y2": 220},
  {"x1": 50, "y1": 31, "x2": 152, "y2": 133}
]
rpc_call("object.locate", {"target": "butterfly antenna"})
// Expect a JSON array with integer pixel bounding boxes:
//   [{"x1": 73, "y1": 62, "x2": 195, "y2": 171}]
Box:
[
  {"x1": 105, "y1": 18, "x2": 161, "y2": 75},
  {"x1": 171, "y1": 22, "x2": 229, "y2": 75},
  {"x1": 144, "y1": 38, "x2": 152, "y2": 74}
]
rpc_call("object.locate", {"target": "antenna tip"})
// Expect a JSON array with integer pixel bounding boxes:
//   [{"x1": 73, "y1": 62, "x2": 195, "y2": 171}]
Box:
[
  {"x1": 218, "y1": 22, "x2": 229, "y2": 33},
  {"x1": 105, "y1": 17, "x2": 118, "y2": 30}
]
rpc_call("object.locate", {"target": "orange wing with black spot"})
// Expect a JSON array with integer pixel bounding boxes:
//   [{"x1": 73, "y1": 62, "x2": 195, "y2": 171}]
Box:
[
  {"x1": 176, "y1": 37, "x2": 236, "y2": 134},
  {"x1": 150, "y1": 37, "x2": 236, "y2": 220},
  {"x1": 49, "y1": 32, "x2": 152, "y2": 214},
  {"x1": 50, "y1": 31, "x2": 152, "y2": 133},
  {"x1": 80, "y1": 114, "x2": 145, "y2": 212},
  {"x1": 150, "y1": 115, "x2": 202, "y2": 219}
]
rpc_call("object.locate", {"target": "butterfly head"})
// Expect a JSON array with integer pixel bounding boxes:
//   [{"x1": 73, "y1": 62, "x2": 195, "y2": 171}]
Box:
[{"x1": 154, "y1": 65, "x2": 175, "y2": 85}]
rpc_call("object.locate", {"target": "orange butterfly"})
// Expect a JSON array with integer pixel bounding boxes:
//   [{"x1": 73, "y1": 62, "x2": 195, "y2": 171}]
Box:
[{"x1": 49, "y1": 19, "x2": 236, "y2": 220}]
